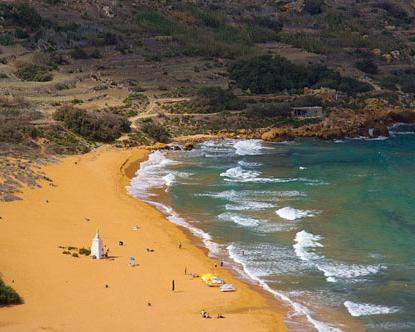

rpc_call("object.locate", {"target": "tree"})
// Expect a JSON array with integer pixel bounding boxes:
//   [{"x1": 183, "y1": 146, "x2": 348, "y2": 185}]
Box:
[
  {"x1": 303, "y1": 0, "x2": 325, "y2": 15},
  {"x1": 355, "y1": 59, "x2": 378, "y2": 75}
]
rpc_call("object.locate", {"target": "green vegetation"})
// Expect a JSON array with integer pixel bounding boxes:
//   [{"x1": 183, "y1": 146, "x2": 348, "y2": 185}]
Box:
[
  {"x1": 53, "y1": 108, "x2": 130, "y2": 143},
  {"x1": 303, "y1": 0, "x2": 325, "y2": 15},
  {"x1": 229, "y1": 55, "x2": 371, "y2": 94},
  {"x1": 374, "y1": 2, "x2": 412, "y2": 25},
  {"x1": 135, "y1": 5, "x2": 280, "y2": 58},
  {"x1": 16, "y1": 64, "x2": 53, "y2": 82},
  {"x1": 123, "y1": 92, "x2": 148, "y2": 107},
  {"x1": 281, "y1": 6, "x2": 406, "y2": 54},
  {"x1": 193, "y1": 87, "x2": 244, "y2": 113},
  {"x1": 355, "y1": 59, "x2": 378, "y2": 75},
  {"x1": 0, "y1": 278, "x2": 22, "y2": 306},
  {"x1": 0, "y1": 3, "x2": 44, "y2": 29},
  {"x1": 79, "y1": 248, "x2": 91, "y2": 256},
  {"x1": 69, "y1": 48, "x2": 89, "y2": 60},
  {"x1": 0, "y1": 33, "x2": 15, "y2": 46},
  {"x1": 380, "y1": 69, "x2": 415, "y2": 93},
  {"x1": 139, "y1": 119, "x2": 170, "y2": 143}
]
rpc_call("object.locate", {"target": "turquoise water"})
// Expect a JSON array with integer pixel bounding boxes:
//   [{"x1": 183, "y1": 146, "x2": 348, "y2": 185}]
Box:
[{"x1": 128, "y1": 125, "x2": 415, "y2": 331}]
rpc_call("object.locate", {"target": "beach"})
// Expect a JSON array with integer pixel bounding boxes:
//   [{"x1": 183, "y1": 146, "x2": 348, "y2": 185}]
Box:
[{"x1": 0, "y1": 147, "x2": 286, "y2": 332}]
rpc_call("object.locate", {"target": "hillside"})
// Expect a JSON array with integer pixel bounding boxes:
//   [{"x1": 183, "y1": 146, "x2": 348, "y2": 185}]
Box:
[{"x1": 1, "y1": 0, "x2": 415, "y2": 199}]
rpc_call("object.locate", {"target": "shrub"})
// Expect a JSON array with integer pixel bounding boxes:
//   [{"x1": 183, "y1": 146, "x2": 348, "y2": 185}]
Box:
[
  {"x1": 375, "y1": 2, "x2": 411, "y2": 24},
  {"x1": 79, "y1": 248, "x2": 91, "y2": 256},
  {"x1": 355, "y1": 59, "x2": 378, "y2": 75},
  {"x1": 380, "y1": 69, "x2": 415, "y2": 93},
  {"x1": 13, "y1": 3, "x2": 43, "y2": 29},
  {"x1": 0, "y1": 33, "x2": 15, "y2": 46},
  {"x1": 90, "y1": 49, "x2": 102, "y2": 59},
  {"x1": 140, "y1": 119, "x2": 170, "y2": 143},
  {"x1": 70, "y1": 48, "x2": 89, "y2": 60},
  {"x1": 62, "y1": 250, "x2": 71, "y2": 255},
  {"x1": 16, "y1": 64, "x2": 53, "y2": 82},
  {"x1": 303, "y1": 0, "x2": 325, "y2": 15},
  {"x1": 72, "y1": 253, "x2": 79, "y2": 258},
  {"x1": 15, "y1": 28, "x2": 29, "y2": 39},
  {"x1": 136, "y1": 9, "x2": 252, "y2": 58},
  {"x1": 229, "y1": 55, "x2": 371, "y2": 94},
  {"x1": 123, "y1": 92, "x2": 147, "y2": 106},
  {"x1": 53, "y1": 108, "x2": 131, "y2": 142},
  {"x1": 193, "y1": 87, "x2": 245, "y2": 113},
  {"x1": 0, "y1": 278, "x2": 22, "y2": 306}
]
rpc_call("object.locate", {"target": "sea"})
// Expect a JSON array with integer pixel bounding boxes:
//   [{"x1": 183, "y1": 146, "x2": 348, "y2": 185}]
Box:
[{"x1": 127, "y1": 124, "x2": 415, "y2": 332}]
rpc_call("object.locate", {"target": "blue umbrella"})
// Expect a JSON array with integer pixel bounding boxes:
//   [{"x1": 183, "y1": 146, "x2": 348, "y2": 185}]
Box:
[{"x1": 128, "y1": 256, "x2": 135, "y2": 261}]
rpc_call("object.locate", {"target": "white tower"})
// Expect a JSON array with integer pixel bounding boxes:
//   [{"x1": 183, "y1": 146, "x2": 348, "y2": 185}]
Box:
[{"x1": 91, "y1": 230, "x2": 105, "y2": 259}]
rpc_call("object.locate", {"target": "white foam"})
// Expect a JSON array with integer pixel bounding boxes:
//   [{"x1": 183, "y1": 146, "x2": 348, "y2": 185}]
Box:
[
  {"x1": 299, "y1": 166, "x2": 307, "y2": 170},
  {"x1": 233, "y1": 139, "x2": 264, "y2": 156},
  {"x1": 218, "y1": 212, "x2": 261, "y2": 227},
  {"x1": 344, "y1": 301, "x2": 399, "y2": 317},
  {"x1": 220, "y1": 166, "x2": 260, "y2": 181},
  {"x1": 148, "y1": 201, "x2": 221, "y2": 256},
  {"x1": 276, "y1": 207, "x2": 317, "y2": 221},
  {"x1": 220, "y1": 166, "x2": 314, "y2": 184},
  {"x1": 225, "y1": 201, "x2": 275, "y2": 211},
  {"x1": 162, "y1": 173, "x2": 175, "y2": 187},
  {"x1": 317, "y1": 263, "x2": 384, "y2": 283},
  {"x1": 238, "y1": 160, "x2": 262, "y2": 167},
  {"x1": 227, "y1": 244, "x2": 343, "y2": 332},
  {"x1": 126, "y1": 151, "x2": 180, "y2": 198},
  {"x1": 294, "y1": 231, "x2": 324, "y2": 261}
]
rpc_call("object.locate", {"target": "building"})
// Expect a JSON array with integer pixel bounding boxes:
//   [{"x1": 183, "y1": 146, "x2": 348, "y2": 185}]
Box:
[
  {"x1": 91, "y1": 230, "x2": 105, "y2": 259},
  {"x1": 291, "y1": 106, "x2": 323, "y2": 119}
]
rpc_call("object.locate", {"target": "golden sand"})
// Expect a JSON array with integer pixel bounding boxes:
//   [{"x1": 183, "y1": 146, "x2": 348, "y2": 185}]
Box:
[{"x1": 0, "y1": 147, "x2": 287, "y2": 332}]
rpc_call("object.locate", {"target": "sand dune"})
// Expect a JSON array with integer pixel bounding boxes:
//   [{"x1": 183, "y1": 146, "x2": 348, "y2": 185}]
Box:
[{"x1": 0, "y1": 147, "x2": 286, "y2": 332}]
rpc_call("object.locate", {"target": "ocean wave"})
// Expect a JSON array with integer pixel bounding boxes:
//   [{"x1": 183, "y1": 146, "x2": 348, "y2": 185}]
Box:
[
  {"x1": 220, "y1": 166, "x2": 261, "y2": 181},
  {"x1": 388, "y1": 123, "x2": 415, "y2": 136},
  {"x1": 350, "y1": 136, "x2": 389, "y2": 141},
  {"x1": 200, "y1": 140, "x2": 235, "y2": 157},
  {"x1": 162, "y1": 173, "x2": 176, "y2": 187},
  {"x1": 126, "y1": 151, "x2": 180, "y2": 198},
  {"x1": 218, "y1": 212, "x2": 262, "y2": 227},
  {"x1": 225, "y1": 201, "x2": 275, "y2": 211},
  {"x1": 227, "y1": 244, "x2": 344, "y2": 332},
  {"x1": 220, "y1": 166, "x2": 316, "y2": 184},
  {"x1": 148, "y1": 201, "x2": 221, "y2": 257},
  {"x1": 198, "y1": 190, "x2": 306, "y2": 200},
  {"x1": 344, "y1": 301, "x2": 399, "y2": 317},
  {"x1": 317, "y1": 263, "x2": 385, "y2": 283},
  {"x1": 276, "y1": 207, "x2": 318, "y2": 221},
  {"x1": 294, "y1": 231, "x2": 324, "y2": 261},
  {"x1": 366, "y1": 321, "x2": 415, "y2": 330},
  {"x1": 238, "y1": 160, "x2": 263, "y2": 167},
  {"x1": 233, "y1": 139, "x2": 264, "y2": 156}
]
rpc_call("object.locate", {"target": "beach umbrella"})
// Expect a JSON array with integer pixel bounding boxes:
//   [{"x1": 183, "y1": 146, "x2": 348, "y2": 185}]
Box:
[{"x1": 128, "y1": 256, "x2": 136, "y2": 261}]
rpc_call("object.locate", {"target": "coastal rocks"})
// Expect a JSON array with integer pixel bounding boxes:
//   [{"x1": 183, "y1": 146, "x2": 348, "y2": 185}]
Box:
[
  {"x1": 389, "y1": 111, "x2": 415, "y2": 124},
  {"x1": 183, "y1": 143, "x2": 194, "y2": 151}
]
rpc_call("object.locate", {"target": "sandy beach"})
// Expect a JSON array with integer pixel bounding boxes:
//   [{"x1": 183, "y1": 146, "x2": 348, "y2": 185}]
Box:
[{"x1": 0, "y1": 147, "x2": 287, "y2": 332}]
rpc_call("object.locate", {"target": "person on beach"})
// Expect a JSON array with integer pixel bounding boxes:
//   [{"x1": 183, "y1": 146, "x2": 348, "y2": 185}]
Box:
[
  {"x1": 178, "y1": 242, "x2": 182, "y2": 249},
  {"x1": 172, "y1": 280, "x2": 175, "y2": 291}
]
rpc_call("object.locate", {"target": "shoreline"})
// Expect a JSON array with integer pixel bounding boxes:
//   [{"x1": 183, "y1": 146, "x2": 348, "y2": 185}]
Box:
[
  {"x1": 121, "y1": 149, "x2": 291, "y2": 325},
  {"x1": 126, "y1": 141, "x2": 369, "y2": 332},
  {"x1": 0, "y1": 146, "x2": 287, "y2": 332}
]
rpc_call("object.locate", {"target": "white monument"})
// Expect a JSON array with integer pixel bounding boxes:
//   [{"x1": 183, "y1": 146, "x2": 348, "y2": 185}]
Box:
[{"x1": 91, "y1": 230, "x2": 105, "y2": 259}]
